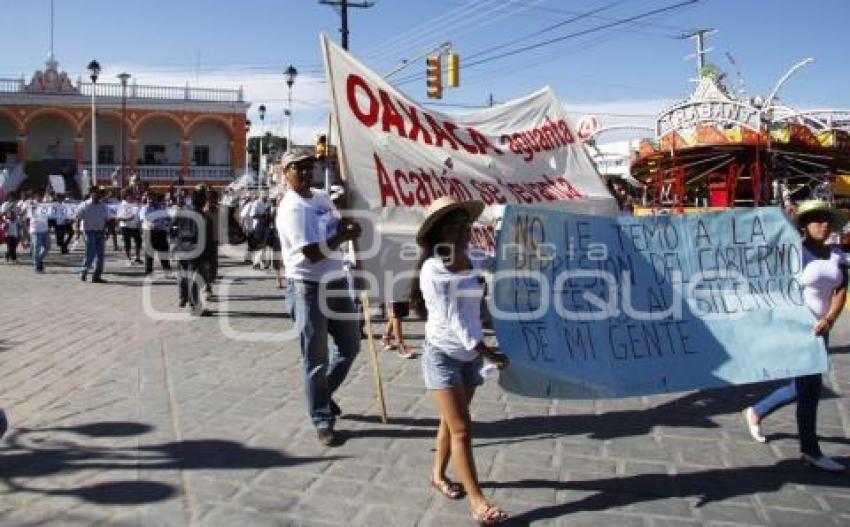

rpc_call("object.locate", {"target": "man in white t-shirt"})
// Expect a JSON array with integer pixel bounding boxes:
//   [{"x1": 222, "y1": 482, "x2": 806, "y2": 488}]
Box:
[
  {"x1": 239, "y1": 196, "x2": 255, "y2": 263},
  {"x1": 18, "y1": 191, "x2": 35, "y2": 250},
  {"x1": 248, "y1": 195, "x2": 269, "y2": 268},
  {"x1": 277, "y1": 150, "x2": 362, "y2": 446},
  {"x1": 29, "y1": 196, "x2": 51, "y2": 273},
  {"x1": 54, "y1": 194, "x2": 74, "y2": 254},
  {"x1": 117, "y1": 189, "x2": 142, "y2": 265}
]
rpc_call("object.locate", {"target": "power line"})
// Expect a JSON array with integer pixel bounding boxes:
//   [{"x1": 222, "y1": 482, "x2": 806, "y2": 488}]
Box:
[
  {"x1": 463, "y1": 0, "x2": 633, "y2": 62},
  {"x1": 464, "y1": 0, "x2": 701, "y2": 70},
  {"x1": 357, "y1": 0, "x2": 491, "y2": 62},
  {"x1": 393, "y1": 0, "x2": 701, "y2": 86},
  {"x1": 514, "y1": 1, "x2": 692, "y2": 33},
  {"x1": 361, "y1": 0, "x2": 547, "y2": 68}
]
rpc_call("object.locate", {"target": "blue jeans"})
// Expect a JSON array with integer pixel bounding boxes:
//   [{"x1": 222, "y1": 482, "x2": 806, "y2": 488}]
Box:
[
  {"x1": 287, "y1": 278, "x2": 361, "y2": 430},
  {"x1": 751, "y1": 335, "x2": 828, "y2": 456},
  {"x1": 31, "y1": 231, "x2": 50, "y2": 271},
  {"x1": 753, "y1": 381, "x2": 796, "y2": 418},
  {"x1": 81, "y1": 230, "x2": 105, "y2": 279}
]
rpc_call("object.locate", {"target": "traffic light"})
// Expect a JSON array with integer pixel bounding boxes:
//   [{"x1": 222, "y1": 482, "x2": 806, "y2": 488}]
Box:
[
  {"x1": 447, "y1": 52, "x2": 459, "y2": 88},
  {"x1": 426, "y1": 54, "x2": 442, "y2": 99}
]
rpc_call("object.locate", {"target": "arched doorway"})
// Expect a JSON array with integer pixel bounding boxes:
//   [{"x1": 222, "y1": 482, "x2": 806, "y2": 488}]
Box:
[
  {"x1": 23, "y1": 111, "x2": 77, "y2": 194},
  {"x1": 134, "y1": 114, "x2": 184, "y2": 183},
  {"x1": 187, "y1": 117, "x2": 232, "y2": 181},
  {"x1": 0, "y1": 111, "x2": 20, "y2": 166}
]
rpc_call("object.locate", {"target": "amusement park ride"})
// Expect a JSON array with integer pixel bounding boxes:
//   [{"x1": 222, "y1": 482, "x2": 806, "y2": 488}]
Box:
[{"x1": 589, "y1": 30, "x2": 850, "y2": 214}]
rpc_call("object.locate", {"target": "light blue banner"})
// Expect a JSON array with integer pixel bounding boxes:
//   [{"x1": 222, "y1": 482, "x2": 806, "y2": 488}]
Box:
[{"x1": 492, "y1": 205, "x2": 828, "y2": 399}]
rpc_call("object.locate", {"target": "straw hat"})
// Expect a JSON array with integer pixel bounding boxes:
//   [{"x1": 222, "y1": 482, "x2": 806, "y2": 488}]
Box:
[
  {"x1": 280, "y1": 149, "x2": 313, "y2": 169},
  {"x1": 795, "y1": 200, "x2": 846, "y2": 230},
  {"x1": 415, "y1": 196, "x2": 484, "y2": 246}
]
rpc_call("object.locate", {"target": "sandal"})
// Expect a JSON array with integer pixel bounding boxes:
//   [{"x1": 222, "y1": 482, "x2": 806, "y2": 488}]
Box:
[
  {"x1": 430, "y1": 478, "x2": 464, "y2": 500},
  {"x1": 381, "y1": 334, "x2": 397, "y2": 351},
  {"x1": 395, "y1": 344, "x2": 418, "y2": 359},
  {"x1": 471, "y1": 503, "x2": 508, "y2": 526}
]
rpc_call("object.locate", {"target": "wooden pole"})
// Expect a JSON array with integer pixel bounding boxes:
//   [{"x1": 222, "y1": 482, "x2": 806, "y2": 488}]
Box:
[
  {"x1": 322, "y1": 35, "x2": 387, "y2": 422},
  {"x1": 360, "y1": 291, "x2": 388, "y2": 423}
]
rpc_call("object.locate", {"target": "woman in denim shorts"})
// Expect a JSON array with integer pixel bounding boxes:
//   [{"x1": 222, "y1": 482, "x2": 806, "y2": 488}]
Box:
[{"x1": 410, "y1": 196, "x2": 509, "y2": 526}]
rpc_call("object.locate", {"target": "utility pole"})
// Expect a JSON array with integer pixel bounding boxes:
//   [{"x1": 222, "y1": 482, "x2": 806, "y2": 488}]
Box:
[
  {"x1": 679, "y1": 28, "x2": 716, "y2": 76},
  {"x1": 488, "y1": 93, "x2": 495, "y2": 108},
  {"x1": 318, "y1": 0, "x2": 374, "y2": 50}
]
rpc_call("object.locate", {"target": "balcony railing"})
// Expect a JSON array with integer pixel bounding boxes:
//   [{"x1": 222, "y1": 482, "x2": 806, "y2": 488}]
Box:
[
  {"x1": 135, "y1": 165, "x2": 182, "y2": 180},
  {"x1": 131, "y1": 165, "x2": 234, "y2": 181},
  {"x1": 0, "y1": 77, "x2": 243, "y2": 103},
  {"x1": 78, "y1": 164, "x2": 119, "y2": 182},
  {"x1": 189, "y1": 166, "x2": 233, "y2": 180}
]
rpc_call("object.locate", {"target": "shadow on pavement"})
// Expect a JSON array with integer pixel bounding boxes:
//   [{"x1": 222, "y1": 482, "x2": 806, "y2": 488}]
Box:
[
  {"x1": 488, "y1": 460, "x2": 850, "y2": 525},
  {"x1": 345, "y1": 383, "x2": 842, "y2": 444},
  {"x1": 215, "y1": 294, "x2": 286, "y2": 302},
  {"x1": 211, "y1": 310, "x2": 290, "y2": 319},
  {"x1": 0, "y1": 421, "x2": 339, "y2": 505}
]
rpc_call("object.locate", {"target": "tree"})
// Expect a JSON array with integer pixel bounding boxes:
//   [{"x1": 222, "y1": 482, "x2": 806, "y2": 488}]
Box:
[{"x1": 247, "y1": 132, "x2": 287, "y2": 173}]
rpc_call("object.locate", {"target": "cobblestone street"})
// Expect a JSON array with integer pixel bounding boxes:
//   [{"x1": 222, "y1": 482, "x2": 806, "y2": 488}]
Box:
[{"x1": 2, "y1": 244, "x2": 850, "y2": 526}]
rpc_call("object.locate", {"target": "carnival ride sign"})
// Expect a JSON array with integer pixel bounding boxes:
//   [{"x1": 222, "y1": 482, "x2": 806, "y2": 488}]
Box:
[
  {"x1": 656, "y1": 76, "x2": 761, "y2": 138},
  {"x1": 658, "y1": 101, "x2": 760, "y2": 137}
]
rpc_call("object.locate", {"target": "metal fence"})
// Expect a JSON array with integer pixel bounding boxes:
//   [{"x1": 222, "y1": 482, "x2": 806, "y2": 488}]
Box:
[{"x1": 0, "y1": 77, "x2": 243, "y2": 103}]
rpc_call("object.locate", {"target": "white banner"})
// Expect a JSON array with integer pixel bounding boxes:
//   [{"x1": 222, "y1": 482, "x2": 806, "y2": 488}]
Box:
[
  {"x1": 321, "y1": 34, "x2": 616, "y2": 300},
  {"x1": 32, "y1": 202, "x2": 77, "y2": 221},
  {"x1": 48, "y1": 175, "x2": 66, "y2": 195}
]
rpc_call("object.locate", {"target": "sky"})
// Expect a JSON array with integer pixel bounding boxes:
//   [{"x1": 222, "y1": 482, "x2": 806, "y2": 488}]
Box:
[{"x1": 1, "y1": 0, "x2": 849, "y2": 145}]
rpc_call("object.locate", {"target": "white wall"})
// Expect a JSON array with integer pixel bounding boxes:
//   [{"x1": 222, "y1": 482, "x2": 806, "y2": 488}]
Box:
[
  {"x1": 136, "y1": 118, "x2": 182, "y2": 164},
  {"x1": 189, "y1": 121, "x2": 231, "y2": 165},
  {"x1": 27, "y1": 115, "x2": 75, "y2": 160}
]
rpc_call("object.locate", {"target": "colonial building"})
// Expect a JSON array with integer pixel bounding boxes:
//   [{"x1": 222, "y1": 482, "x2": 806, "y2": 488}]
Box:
[{"x1": 0, "y1": 56, "x2": 248, "y2": 197}]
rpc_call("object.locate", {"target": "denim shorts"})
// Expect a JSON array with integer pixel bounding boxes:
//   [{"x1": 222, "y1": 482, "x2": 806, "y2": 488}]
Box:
[{"x1": 421, "y1": 341, "x2": 484, "y2": 390}]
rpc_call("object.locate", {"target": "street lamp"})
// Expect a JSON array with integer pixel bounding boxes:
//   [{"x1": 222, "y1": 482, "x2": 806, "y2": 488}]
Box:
[
  {"x1": 117, "y1": 72, "x2": 131, "y2": 189},
  {"x1": 283, "y1": 65, "x2": 298, "y2": 152},
  {"x1": 258, "y1": 104, "x2": 266, "y2": 187},
  {"x1": 87, "y1": 59, "x2": 101, "y2": 187},
  {"x1": 245, "y1": 119, "x2": 251, "y2": 176}
]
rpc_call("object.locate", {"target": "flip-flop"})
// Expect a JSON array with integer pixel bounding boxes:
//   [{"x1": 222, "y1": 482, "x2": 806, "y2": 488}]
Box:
[
  {"x1": 430, "y1": 478, "x2": 464, "y2": 500},
  {"x1": 395, "y1": 345, "x2": 418, "y2": 359},
  {"x1": 471, "y1": 503, "x2": 508, "y2": 526},
  {"x1": 381, "y1": 334, "x2": 397, "y2": 351}
]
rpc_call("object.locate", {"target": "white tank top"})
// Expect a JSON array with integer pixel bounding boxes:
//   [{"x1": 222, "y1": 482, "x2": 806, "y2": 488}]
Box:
[{"x1": 800, "y1": 245, "x2": 847, "y2": 319}]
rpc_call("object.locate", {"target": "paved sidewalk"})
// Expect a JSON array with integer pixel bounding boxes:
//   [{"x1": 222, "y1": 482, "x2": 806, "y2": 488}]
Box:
[{"x1": 1, "y1": 244, "x2": 850, "y2": 526}]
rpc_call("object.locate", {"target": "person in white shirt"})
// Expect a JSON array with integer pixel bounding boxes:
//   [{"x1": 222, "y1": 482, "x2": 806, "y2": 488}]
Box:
[
  {"x1": 276, "y1": 150, "x2": 362, "y2": 446},
  {"x1": 2, "y1": 206, "x2": 21, "y2": 263},
  {"x1": 249, "y1": 195, "x2": 270, "y2": 269},
  {"x1": 409, "y1": 196, "x2": 509, "y2": 525},
  {"x1": 140, "y1": 193, "x2": 173, "y2": 275},
  {"x1": 18, "y1": 191, "x2": 35, "y2": 250},
  {"x1": 239, "y1": 196, "x2": 255, "y2": 263},
  {"x1": 743, "y1": 200, "x2": 848, "y2": 472},
  {"x1": 117, "y1": 190, "x2": 143, "y2": 265},
  {"x1": 0, "y1": 193, "x2": 17, "y2": 216},
  {"x1": 53, "y1": 194, "x2": 74, "y2": 254},
  {"x1": 28, "y1": 195, "x2": 51, "y2": 273}
]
